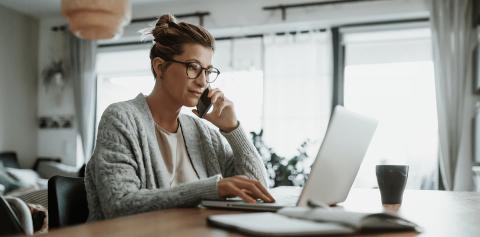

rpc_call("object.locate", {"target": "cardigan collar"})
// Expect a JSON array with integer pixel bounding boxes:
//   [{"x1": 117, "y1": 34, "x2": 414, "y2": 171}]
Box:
[{"x1": 132, "y1": 94, "x2": 208, "y2": 179}]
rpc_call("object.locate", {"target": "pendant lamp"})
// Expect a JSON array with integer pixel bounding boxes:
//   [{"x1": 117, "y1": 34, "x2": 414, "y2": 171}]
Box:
[{"x1": 61, "y1": 0, "x2": 131, "y2": 40}]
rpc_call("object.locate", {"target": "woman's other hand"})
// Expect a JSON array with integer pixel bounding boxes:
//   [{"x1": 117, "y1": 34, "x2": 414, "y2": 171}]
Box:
[
  {"x1": 217, "y1": 175, "x2": 275, "y2": 204},
  {"x1": 193, "y1": 88, "x2": 239, "y2": 132}
]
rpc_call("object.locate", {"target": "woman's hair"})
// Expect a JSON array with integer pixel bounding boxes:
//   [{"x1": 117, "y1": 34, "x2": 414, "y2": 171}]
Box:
[{"x1": 148, "y1": 14, "x2": 215, "y2": 78}]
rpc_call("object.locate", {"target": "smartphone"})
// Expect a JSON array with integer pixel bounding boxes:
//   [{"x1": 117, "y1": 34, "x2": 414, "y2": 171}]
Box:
[{"x1": 196, "y1": 87, "x2": 212, "y2": 118}]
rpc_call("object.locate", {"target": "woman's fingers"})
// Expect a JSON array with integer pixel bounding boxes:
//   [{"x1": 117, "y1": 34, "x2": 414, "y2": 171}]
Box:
[
  {"x1": 208, "y1": 88, "x2": 220, "y2": 97},
  {"x1": 234, "y1": 175, "x2": 274, "y2": 202},
  {"x1": 209, "y1": 91, "x2": 228, "y2": 117},
  {"x1": 218, "y1": 178, "x2": 256, "y2": 203},
  {"x1": 232, "y1": 178, "x2": 273, "y2": 203},
  {"x1": 215, "y1": 99, "x2": 232, "y2": 117},
  {"x1": 210, "y1": 91, "x2": 224, "y2": 104},
  {"x1": 211, "y1": 100, "x2": 227, "y2": 117},
  {"x1": 252, "y1": 180, "x2": 275, "y2": 202},
  {"x1": 228, "y1": 184, "x2": 257, "y2": 203},
  {"x1": 218, "y1": 176, "x2": 275, "y2": 203},
  {"x1": 201, "y1": 88, "x2": 238, "y2": 133},
  {"x1": 204, "y1": 89, "x2": 223, "y2": 116}
]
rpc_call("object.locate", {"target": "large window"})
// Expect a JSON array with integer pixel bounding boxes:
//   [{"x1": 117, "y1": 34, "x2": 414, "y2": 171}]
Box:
[{"x1": 342, "y1": 25, "x2": 438, "y2": 189}]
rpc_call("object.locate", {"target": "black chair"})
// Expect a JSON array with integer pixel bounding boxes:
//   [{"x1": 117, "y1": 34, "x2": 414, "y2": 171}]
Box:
[
  {"x1": 48, "y1": 176, "x2": 89, "y2": 228},
  {"x1": 0, "y1": 196, "x2": 24, "y2": 236},
  {"x1": 78, "y1": 164, "x2": 86, "y2": 177}
]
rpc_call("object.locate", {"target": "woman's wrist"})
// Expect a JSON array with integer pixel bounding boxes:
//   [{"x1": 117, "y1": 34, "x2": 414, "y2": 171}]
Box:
[{"x1": 220, "y1": 120, "x2": 240, "y2": 133}]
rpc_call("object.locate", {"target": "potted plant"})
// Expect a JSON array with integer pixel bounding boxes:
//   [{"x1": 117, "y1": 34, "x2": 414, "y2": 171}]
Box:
[
  {"x1": 41, "y1": 61, "x2": 67, "y2": 92},
  {"x1": 250, "y1": 129, "x2": 310, "y2": 187}
]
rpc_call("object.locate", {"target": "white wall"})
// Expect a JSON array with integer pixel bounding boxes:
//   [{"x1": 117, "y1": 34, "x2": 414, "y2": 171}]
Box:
[
  {"x1": 36, "y1": 0, "x2": 429, "y2": 166},
  {"x1": 36, "y1": 16, "x2": 78, "y2": 167},
  {"x1": 0, "y1": 5, "x2": 39, "y2": 168}
]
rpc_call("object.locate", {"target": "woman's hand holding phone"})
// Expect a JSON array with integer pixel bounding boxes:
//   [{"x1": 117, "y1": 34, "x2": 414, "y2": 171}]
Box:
[{"x1": 193, "y1": 87, "x2": 239, "y2": 133}]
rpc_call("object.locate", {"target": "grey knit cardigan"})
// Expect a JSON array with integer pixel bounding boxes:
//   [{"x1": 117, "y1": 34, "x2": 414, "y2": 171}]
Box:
[{"x1": 85, "y1": 94, "x2": 268, "y2": 221}]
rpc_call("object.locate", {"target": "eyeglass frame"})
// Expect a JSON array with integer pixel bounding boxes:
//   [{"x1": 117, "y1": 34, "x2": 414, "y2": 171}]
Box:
[{"x1": 164, "y1": 58, "x2": 221, "y2": 83}]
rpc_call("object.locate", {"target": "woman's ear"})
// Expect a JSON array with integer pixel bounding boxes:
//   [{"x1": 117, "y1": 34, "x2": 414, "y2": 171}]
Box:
[{"x1": 152, "y1": 57, "x2": 165, "y2": 79}]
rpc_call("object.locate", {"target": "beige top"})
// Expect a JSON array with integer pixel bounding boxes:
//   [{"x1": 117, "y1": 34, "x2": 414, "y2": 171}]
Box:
[{"x1": 154, "y1": 123, "x2": 199, "y2": 187}]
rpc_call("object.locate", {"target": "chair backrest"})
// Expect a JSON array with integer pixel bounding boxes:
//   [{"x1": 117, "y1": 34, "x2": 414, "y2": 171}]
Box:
[
  {"x1": 0, "y1": 196, "x2": 24, "y2": 236},
  {"x1": 48, "y1": 176, "x2": 89, "y2": 228}
]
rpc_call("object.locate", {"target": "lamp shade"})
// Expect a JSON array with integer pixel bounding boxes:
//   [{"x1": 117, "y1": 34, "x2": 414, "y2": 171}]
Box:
[{"x1": 61, "y1": 0, "x2": 131, "y2": 40}]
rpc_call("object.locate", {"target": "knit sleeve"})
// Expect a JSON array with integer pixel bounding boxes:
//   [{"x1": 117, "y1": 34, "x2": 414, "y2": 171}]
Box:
[
  {"x1": 218, "y1": 122, "x2": 269, "y2": 188},
  {"x1": 89, "y1": 106, "x2": 221, "y2": 219}
]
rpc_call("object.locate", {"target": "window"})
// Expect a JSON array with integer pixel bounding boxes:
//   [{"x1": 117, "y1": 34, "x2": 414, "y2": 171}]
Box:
[
  {"x1": 342, "y1": 26, "x2": 438, "y2": 189},
  {"x1": 212, "y1": 38, "x2": 264, "y2": 133},
  {"x1": 262, "y1": 32, "x2": 332, "y2": 159},
  {"x1": 215, "y1": 33, "x2": 333, "y2": 162},
  {"x1": 96, "y1": 46, "x2": 154, "y2": 129}
]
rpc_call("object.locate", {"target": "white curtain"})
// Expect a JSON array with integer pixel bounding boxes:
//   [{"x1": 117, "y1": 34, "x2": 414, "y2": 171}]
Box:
[
  {"x1": 212, "y1": 38, "x2": 264, "y2": 133},
  {"x1": 263, "y1": 31, "x2": 333, "y2": 158},
  {"x1": 65, "y1": 32, "x2": 97, "y2": 164},
  {"x1": 429, "y1": 0, "x2": 477, "y2": 191}
]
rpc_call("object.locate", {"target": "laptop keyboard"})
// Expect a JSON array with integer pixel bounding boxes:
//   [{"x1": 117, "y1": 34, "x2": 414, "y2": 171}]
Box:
[
  {"x1": 225, "y1": 186, "x2": 301, "y2": 206},
  {"x1": 268, "y1": 186, "x2": 302, "y2": 206}
]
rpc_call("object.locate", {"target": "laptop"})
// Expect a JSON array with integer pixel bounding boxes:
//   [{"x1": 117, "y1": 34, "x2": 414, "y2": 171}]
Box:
[{"x1": 201, "y1": 106, "x2": 378, "y2": 211}]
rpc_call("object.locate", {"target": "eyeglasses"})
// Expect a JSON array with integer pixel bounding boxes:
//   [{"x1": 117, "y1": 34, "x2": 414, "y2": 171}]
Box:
[{"x1": 167, "y1": 59, "x2": 220, "y2": 83}]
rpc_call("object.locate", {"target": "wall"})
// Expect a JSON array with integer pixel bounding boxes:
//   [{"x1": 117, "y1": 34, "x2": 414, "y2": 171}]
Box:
[
  {"x1": 0, "y1": 5, "x2": 39, "y2": 168},
  {"x1": 36, "y1": 16, "x2": 78, "y2": 167}
]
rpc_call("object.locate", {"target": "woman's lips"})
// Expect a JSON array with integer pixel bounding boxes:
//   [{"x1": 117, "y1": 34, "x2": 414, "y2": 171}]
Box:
[{"x1": 188, "y1": 90, "x2": 202, "y2": 97}]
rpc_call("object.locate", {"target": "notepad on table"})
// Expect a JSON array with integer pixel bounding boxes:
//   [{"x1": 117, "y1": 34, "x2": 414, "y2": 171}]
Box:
[{"x1": 207, "y1": 207, "x2": 421, "y2": 236}]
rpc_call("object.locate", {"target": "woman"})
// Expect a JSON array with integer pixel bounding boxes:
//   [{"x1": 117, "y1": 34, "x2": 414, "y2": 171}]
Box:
[{"x1": 85, "y1": 14, "x2": 273, "y2": 221}]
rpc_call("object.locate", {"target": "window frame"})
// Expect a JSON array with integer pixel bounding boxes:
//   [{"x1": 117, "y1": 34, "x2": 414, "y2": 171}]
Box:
[{"x1": 331, "y1": 18, "x2": 430, "y2": 111}]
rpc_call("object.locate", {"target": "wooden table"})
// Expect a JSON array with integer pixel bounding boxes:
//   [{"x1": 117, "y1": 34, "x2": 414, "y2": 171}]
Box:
[{"x1": 36, "y1": 189, "x2": 480, "y2": 237}]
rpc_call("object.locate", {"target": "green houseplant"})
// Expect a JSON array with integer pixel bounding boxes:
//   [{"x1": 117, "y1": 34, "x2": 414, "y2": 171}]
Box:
[{"x1": 250, "y1": 129, "x2": 310, "y2": 187}]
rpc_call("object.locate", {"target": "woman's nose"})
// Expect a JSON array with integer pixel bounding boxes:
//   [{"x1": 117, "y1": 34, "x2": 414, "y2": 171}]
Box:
[{"x1": 195, "y1": 70, "x2": 208, "y2": 87}]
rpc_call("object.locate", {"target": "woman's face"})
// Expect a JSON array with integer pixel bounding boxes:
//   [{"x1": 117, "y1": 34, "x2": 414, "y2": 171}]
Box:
[{"x1": 158, "y1": 43, "x2": 213, "y2": 108}]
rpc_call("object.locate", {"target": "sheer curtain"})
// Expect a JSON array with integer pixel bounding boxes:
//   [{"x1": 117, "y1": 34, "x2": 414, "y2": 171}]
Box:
[
  {"x1": 263, "y1": 31, "x2": 333, "y2": 159},
  {"x1": 212, "y1": 38, "x2": 264, "y2": 134},
  {"x1": 343, "y1": 27, "x2": 439, "y2": 189},
  {"x1": 429, "y1": 0, "x2": 476, "y2": 190},
  {"x1": 65, "y1": 32, "x2": 97, "y2": 164}
]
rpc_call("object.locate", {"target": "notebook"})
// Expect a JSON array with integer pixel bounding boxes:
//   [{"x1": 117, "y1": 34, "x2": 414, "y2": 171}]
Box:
[{"x1": 207, "y1": 207, "x2": 422, "y2": 236}]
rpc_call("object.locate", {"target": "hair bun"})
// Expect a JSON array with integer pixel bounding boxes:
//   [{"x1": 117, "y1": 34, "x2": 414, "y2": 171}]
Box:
[
  {"x1": 156, "y1": 14, "x2": 177, "y2": 29},
  {"x1": 150, "y1": 14, "x2": 178, "y2": 42},
  {"x1": 146, "y1": 13, "x2": 215, "y2": 79}
]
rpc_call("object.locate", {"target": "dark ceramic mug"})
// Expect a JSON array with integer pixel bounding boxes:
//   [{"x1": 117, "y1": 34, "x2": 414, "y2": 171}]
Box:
[{"x1": 376, "y1": 165, "x2": 409, "y2": 204}]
